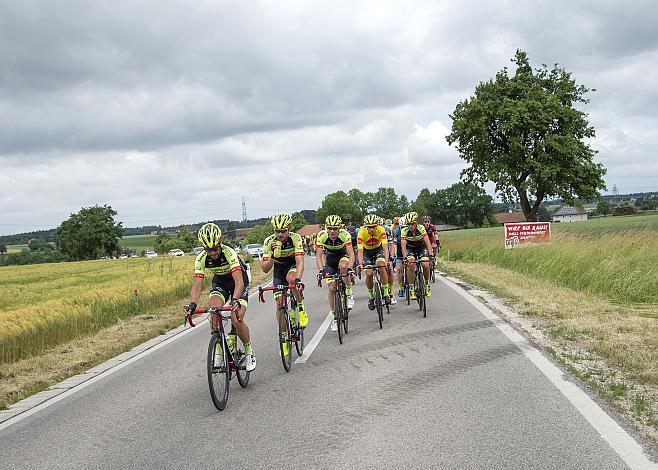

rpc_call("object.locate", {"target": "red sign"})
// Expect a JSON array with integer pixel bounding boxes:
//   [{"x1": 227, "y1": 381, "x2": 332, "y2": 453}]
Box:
[{"x1": 504, "y1": 222, "x2": 551, "y2": 249}]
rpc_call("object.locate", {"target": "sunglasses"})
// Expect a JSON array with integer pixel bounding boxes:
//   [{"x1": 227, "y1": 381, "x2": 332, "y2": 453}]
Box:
[
  {"x1": 327, "y1": 226, "x2": 340, "y2": 230},
  {"x1": 205, "y1": 246, "x2": 221, "y2": 254},
  {"x1": 275, "y1": 229, "x2": 288, "y2": 234}
]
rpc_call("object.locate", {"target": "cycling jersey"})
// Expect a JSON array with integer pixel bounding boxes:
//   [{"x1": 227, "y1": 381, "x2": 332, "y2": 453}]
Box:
[
  {"x1": 194, "y1": 245, "x2": 244, "y2": 278},
  {"x1": 357, "y1": 226, "x2": 388, "y2": 250},
  {"x1": 392, "y1": 226, "x2": 402, "y2": 258},
  {"x1": 315, "y1": 229, "x2": 352, "y2": 252},
  {"x1": 424, "y1": 224, "x2": 437, "y2": 245},
  {"x1": 401, "y1": 225, "x2": 428, "y2": 246},
  {"x1": 262, "y1": 232, "x2": 304, "y2": 260}
]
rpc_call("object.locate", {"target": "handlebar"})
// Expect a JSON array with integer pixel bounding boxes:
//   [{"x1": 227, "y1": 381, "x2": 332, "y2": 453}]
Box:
[
  {"x1": 258, "y1": 282, "x2": 305, "y2": 303},
  {"x1": 183, "y1": 305, "x2": 235, "y2": 327}
]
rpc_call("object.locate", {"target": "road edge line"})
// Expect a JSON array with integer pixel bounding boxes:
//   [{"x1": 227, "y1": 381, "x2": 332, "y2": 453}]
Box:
[
  {"x1": 295, "y1": 312, "x2": 332, "y2": 364},
  {"x1": 436, "y1": 274, "x2": 656, "y2": 469}
]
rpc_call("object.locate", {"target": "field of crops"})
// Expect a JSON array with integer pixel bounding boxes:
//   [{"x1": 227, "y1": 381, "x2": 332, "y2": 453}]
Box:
[
  {"x1": 119, "y1": 234, "x2": 157, "y2": 253},
  {"x1": 438, "y1": 214, "x2": 658, "y2": 304},
  {"x1": 0, "y1": 257, "x2": 197, "y2": 363}
]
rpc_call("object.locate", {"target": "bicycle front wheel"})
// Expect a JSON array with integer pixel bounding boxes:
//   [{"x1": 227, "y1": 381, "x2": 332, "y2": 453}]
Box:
[
  {"x1": 341, "y1": 286, "x2": 349, "y2": 334},
  {"x1": 207, "y1": 332, "x2": 230, "y2": 410},
  {"x1": 374, "y1": 280, "x2": 383, "y2": 329},
  {"x1": 278, "y1": 307, "x2": 292, "y2": 372},
  {"x1": 417, "y1": 269, "x2": 426, "y2": 314},
  {"x1": 334, "y1": 289, "x2": 344, "y2": 344}
]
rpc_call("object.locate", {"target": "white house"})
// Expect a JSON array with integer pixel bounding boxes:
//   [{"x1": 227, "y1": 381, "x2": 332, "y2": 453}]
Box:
[{"x1": 552, "y1": 205, "x2": 588, "y2": 222}]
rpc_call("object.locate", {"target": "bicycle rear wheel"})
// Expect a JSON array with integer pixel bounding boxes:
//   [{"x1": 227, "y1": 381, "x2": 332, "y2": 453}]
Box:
[
  {"x1": 417, "y1": 269, "x2": 426, "y2": 315},
  {"x1": 431, "y1": 259, "x2": 436, "y2": 283},
  {"x1": 207, "y1": 332, "x2": 230, "y2": 410},
  {"x1": 341, "y1": 285, "x2": 349, "y2": 334},
  {"x1": 374, "y1": 280, "x2": 383, "y2": 329},
  {"x1": 295, "y1": 318, "x2": 305, "y2": 357},
  {"x1": 236, "y1": 338, "x2": 250, "y2": 388},
  {"x1": 278, "y1": 307, "x2": 292, "y2": 372}
]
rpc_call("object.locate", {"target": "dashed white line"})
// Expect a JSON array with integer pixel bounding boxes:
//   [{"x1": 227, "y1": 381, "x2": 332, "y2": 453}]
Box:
[{"x1": 295, "y1": 312, "x2": 333, "y2": 364}]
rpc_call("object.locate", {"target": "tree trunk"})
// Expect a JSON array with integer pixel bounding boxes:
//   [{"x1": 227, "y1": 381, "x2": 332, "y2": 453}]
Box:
[{"x1": 516, "y1": 185, "x2": 532, "y2": 221}]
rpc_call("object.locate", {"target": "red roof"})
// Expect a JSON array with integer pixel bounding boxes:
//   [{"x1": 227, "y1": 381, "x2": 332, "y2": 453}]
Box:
[
  {"x1": 297, "y1": 224, "x2": 322, "y2": 237},
  {"x1": 494, "y1": 212, "x2": 527, "y2": 224}
]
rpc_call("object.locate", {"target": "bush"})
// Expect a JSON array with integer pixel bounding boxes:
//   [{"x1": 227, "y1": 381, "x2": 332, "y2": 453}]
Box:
[
  {"x1": 0, "y1": 249, "x2": 69, "y2": 266},
  {"x1": 613, "y1": 205, "x2": 639, "y2": 216}
]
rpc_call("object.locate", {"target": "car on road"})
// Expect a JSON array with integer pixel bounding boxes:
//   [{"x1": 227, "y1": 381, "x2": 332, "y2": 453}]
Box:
[
  {"x1": 168, "y1": 249, "x2": 185, "y2": 257},
  {"x1": 119, "y1": 254, "x2": 129, "y2": 260},
  {"x1": 191, "y1": 246, "x2": 204, "y2": 256},
  {"x1": 145, "y1": 250, "x2": 158, "y2": 258},
  {"x1": 243, "y1": 243, "x2": 264, "y2": 258}
]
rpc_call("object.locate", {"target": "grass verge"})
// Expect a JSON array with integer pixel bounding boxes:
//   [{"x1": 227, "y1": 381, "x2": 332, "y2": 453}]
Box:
[{"x1": 0, "y1": 266, "x2": 270, "y2": 411}]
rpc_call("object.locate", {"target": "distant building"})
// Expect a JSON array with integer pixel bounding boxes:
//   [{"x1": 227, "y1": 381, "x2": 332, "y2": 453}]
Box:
[
  {"x1": 234, "y1": 228, "x2": 250, "y2": 240},
  {"x1": 552, "y1": 205, "x2": 588, "y2": 222},
  {"x1": 434, "y1": 224, "x2": 459, "y2": 231},
  {"x1": 494, "y1": 211, "x2": 526, "y2": 224},
  {"x1": 297, "y1": 224, "x2": 322, "y2": 237}
]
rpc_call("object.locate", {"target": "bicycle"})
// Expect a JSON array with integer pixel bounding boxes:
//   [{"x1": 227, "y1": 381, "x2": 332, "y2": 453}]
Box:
[
  {"x1": 318, "y1": 269, "x2": 354, "y2": 344},
  {"x1": 405, "y1": 257, "x2": 429, "y2": 318},
  {"x1": 429, "y1": 252, "x2": 436, "y2": 283},
  {"x1": 360, "y1": 264, "x2": 387, "y2": 329},
  {"x1": 184, "y1": 305, "x2": 249, "y2": 411},
  {"x1": 259, "y1": 282, "x2": 305, "y2": 372}
]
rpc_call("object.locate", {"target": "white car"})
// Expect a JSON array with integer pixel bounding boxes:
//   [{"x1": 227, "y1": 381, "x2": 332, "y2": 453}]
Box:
[
  {"x1": 145, "y1": 251, "x2": 158, "y2": 258},
  {"x1": 168, "y1": 249, "x2": 184, "y2": 257},
  {"x1": 118, "y1": 254, "x2": 129, "y2": 260},
  {"x1": 243, "y1": 244, "x2": 264, "y2": 258}
]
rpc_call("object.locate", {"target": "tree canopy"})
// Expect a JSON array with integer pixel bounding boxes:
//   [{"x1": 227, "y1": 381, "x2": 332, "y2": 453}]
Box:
[
  {"x1": 446, "y1": 49, "x2": 606, "y2": 221},
  {"x1": 316, "y1": 191, "x2": 363, "y2": 226},
  {"x1": 55, "y1": 205, "x2": 123, "y2": 260}
]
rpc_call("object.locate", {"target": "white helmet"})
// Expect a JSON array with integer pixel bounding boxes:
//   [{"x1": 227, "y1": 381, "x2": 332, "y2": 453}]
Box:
[{"x1": 399, "y1": 216, "x2": 407, "y2": 228}]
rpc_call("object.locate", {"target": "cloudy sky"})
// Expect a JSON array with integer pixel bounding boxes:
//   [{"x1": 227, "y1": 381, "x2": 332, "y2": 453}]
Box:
[{"x1": 1, "y1": 0, "x2": 657, "y2": 235}]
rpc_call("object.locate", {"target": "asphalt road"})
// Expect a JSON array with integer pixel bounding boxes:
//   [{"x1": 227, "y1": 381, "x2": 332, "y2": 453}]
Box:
[{"x1": 0, "y1": 257, "x2": 655, "y2": 469}]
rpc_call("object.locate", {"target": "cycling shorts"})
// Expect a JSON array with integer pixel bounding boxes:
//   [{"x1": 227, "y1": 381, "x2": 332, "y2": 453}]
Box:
[
  {"x1": 407, "y1": 244, "x2": 429, "y2": 262},
  {"x1": 325, "y1": 250, "x2": 349, "y2": 276},
  {"x1": 210, "y1": 271, "x2": 249, "y2": 308},
  {"x1": 362, "y1": 246, "x2": 385, "y2": 266},
  {"x1": 273, "y1": 256, "x2": 297, "y2": 288}
]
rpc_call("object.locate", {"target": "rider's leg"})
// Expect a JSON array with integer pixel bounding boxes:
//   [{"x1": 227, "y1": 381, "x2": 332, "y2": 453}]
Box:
[{"x1": 377, "y1": 260, "x2": 389, "y2": 297}]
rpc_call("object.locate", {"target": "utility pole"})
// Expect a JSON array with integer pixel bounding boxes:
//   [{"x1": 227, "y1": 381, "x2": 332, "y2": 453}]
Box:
[
  {"x1": 612, "y1": 184, "x2": 618, "y2": 204},
  {"x1": 242, "y1": 197, "x2": 247, "y2": 225}
]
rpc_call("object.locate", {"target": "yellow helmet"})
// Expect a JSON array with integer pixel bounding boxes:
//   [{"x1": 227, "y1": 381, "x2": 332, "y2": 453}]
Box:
[
  {"x1": 325, "y1": 215, "x2": 342, "y2": 228},
  {"x1": 271, "y1": 212, "x2": 292, "y2": 230},
  {"x1": 197, "y1": 223, "x2": 222, "y2": 248},
  {"x1": 364, "y1": 214, "x2": 379, "y2": 226},
  {"x1": 405, "y1": 211, "x2": 419, "y2": 224}
]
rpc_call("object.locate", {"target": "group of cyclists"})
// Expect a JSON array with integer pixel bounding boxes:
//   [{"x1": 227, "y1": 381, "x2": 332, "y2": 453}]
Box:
[{"x1": 183, "y1": 211, "x2": 440, "y2": 373}]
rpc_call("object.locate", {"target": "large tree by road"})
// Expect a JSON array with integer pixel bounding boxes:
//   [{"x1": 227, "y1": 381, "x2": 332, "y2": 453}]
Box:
[
  {"x1": 55, "y1": 205, "x2": 123, "y2": 260},
  {"x1": 446, "y1": 49, "x2": 606, "y2": 221}
]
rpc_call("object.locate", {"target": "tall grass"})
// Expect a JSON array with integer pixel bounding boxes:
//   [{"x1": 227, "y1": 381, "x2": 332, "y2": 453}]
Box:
[
  {"x1": 439, "y1": 215, "x2": 658, "y2": 304},
  {"x1": 0, "y1": 257, "x2": 195, "y2": 363}
]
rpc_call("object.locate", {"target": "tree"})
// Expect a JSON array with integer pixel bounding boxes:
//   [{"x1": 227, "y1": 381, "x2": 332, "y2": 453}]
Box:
[
  {"x1": 55, "y1": 205, "x2": 123, "y2": 260},
  {"x1": 640, "y1": 197, "x2": 657, "y2": 211},
  {"x1": 244, "y1": 222, "x2": 273, "y2": 245},
  {"x1": 446, "y1": 49, "x2": 606, "y2": 222},
  {"x1": 291, "y1": 212, "x2": 308, "y2": 231},
  {"x1": 411, "y1": 188, "x2": 436, "y2": 219},
  {"x1": 597, "y1": 199, "x2": 612, "y2": 216},
  {"x1": 317, "y1": 191, "x2": 363, "y2": 226},
  {"x1": 223, "y1": 222, "x2": 237, "y2": 240},
  {"x1": 434, "y1": 182, "x2": 494, "y2": 227},
  {"x1": 347, "y1": 188, "x2": 374, "y2": 216},
  {"x1": 153, "y1": 231, "x2": 172, "y2": 253},
  {"x1": 0, "y1": 244, "x2": 6, "y2": 253},
  {"x1": 28, "y1": 239, "x2": 52, "y2": 252},
  {"x1": 177, "y1": 225, "x2": 197, "y2": 250},
  {"x1": 370, "y1": 187, "x2": 407, "y2": 219}
]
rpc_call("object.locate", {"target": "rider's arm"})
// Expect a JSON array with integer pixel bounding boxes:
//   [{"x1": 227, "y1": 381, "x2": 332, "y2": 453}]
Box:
[
  {"x1": 357, "y1": 248, "x2": 364, "y2": 267},
  {"x1": 189, "y1": 276, "x2": 203, "y2": 305},
  {"x1": 315, "y1": 245, "x2": 325, "y2": 272},
  {"x1": 261, "y1": 236, "x2": 274, "y2": 273},
  {"x1": 401, "y1": 237, "x2": 407, "y2": 258},
  {"x1": 424, "y1": 233, "x2": 433, "y2": 254},
  {"x1": 293, "y1": 233, "x2": 304, "y2": 279},
  {"x1": 346, "y1": 244, "x2": 355, "y2": 268},
  {"x1": 231, "y1": 268, "x2": 245, "y2": 301}
]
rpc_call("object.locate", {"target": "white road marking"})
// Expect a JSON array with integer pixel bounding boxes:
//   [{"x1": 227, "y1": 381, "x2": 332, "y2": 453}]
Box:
[
  {"x1": 436, "y1": 274, "x2": 657, "y2": 470},
  {"x1": 295, "y1": 312, "x2": 333, "y2": 364},
  {"x1": 0, "y1": 286, "x2": 267, "y2": 432}
]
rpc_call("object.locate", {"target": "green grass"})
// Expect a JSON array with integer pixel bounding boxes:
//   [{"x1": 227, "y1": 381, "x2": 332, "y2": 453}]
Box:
[
  {"x1": 439, "y1": 214, "x2": 658, "y2": 304},
  {"x1": 119, "y1": 234, "x2": 157, "y2": 253}
]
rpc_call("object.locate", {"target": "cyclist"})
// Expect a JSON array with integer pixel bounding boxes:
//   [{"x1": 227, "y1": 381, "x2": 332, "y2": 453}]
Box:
[
  {"x1": 261, "y1": 213, "x2": 306, "y2": 355},
  {"x1": 401, "y1": 212, "x2": 434, "y2": 299},
  {"x1": 357, "y1": 214, "x2": 391, "y2": 309},
  {"x1": 184, "y1": 223, "x2": 256, "y2": 371},
  {"x1": 315, "y1": 215, "x2": 355, "y2": 332},
  {"x1": 393, "y1": 216, "x2": 406, "y2": 297},
  {"x1": 423, "y1": 215, "x2": 440, "y2": 257},
  {"x1": 381, "y1": 218, "x2": 396, "y2": 305}
]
